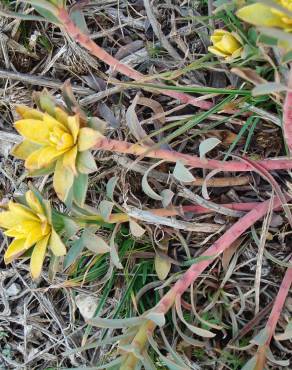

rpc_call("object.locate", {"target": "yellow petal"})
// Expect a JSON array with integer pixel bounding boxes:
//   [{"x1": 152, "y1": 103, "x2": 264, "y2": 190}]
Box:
[
  {"x1": 78, "y1": 127, "x2": 103, "y2": 152},
  {"x1": 43, "y1": 113, "x2": 69, "y2": 132},
  {"x1": 57, "y1": 132, "x2": 74, "y2": 151},
  {"x1": 8, "y1": 202, "x2": 39, "y2": 221},
  {"x1": 30, "y1": 235, "x2": 50, "y2": 280},
  {"x1": 237, "y1": 4, "x2": 286, "y2": 28},
  {"x1": 11, "y1": 140, "x2": 41, "y2": 160},
  {"x1": 67, "y1": 115, "x2": 80, "y2": 144},
  {"x1": 231, "y1": 47, "x2": 243, "y2": 59},
  {"x1": 25, "y1": 146, "x2": 64, "y2": 170},
  {"x1": 55, "y1": 107, "x2": 69, "y2": 126},
  {"x1": 40, "y1": 220, "x2": 51, "y2": 235},
  {"x1": 24, "y1": 229, "x2": 46, "y2": 249},
  {"x1": 16, "y1": 105, "x2": 44, "y2": 120},
  {"x1": 211, "y1": 35, "x2": 223, "y2": 43},
  {"x1": 14, "y1": 119, "x2": 50, "y2": 144},
  {"x1": 4, "y1": 220, "x2": 41, "y2": 239},
  {"x1": 49, "y1": 228, "x2": 66, "y2": 256},
  {"x1": 213, "y1": 29, "x2": 228, "y2": 37},
  {"x1": 208, "y1": 46, "x2": 228, "y2": 57},
  {"x1": 0, "y1": 211, "x2": 21, "y2": 229},
  {"x1": 25, "y1": 190, "x2": 45, "y2": 215},
  {"x1": 216, "y1": 34, "x2": 241, "y2": 54},
  {"x1": 63, "y1": 145, "x2": 78, "y2": 174},
  {"x1": 39, "y1": 146, "x2": 67, "y2": 167},
  {"x1": 4, "y1": 239, "x2": 27, "y2": 264},
  {"x1": 25, "y1": 148, "x2": 47, "y2": 170},
  {"x1": 53, "y1": 157, "x2": 74, "y2": 201}
]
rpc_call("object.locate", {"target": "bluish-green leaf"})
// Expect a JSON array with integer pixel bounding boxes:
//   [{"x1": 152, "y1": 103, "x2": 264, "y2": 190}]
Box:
[
  {"x1": 70, "y1": 7, "x2": 89, "y2": 34},
  {"x1": 77, "y1": 151, "x2": 97, "y2": 174},
  {"x1": 73, "y1": 173, "x2": 88, "y2": 207},
  {"x1": 64, "y1": 233, "x2": 85, "y2": 269},
  {"x1": 173, "y1": 161, "x2": 195, "y2": 183}
]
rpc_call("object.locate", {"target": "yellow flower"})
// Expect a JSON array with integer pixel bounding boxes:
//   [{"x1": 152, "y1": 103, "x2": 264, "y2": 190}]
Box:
[
  {"x1": 208, "y1": 29, "x2": 243, "y2": 61},
  {"x1": 237, "y1": 1, "x2": 292, "y2": 31},
  {"x1": 0, "y1": 191, "x2": 66, "y2": 280},
  {"x1": 12, "y1": 104, "x2": 102, "y2": 202}
]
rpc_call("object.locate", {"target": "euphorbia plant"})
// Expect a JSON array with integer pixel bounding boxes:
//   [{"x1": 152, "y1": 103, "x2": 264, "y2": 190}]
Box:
[
  {"x1": 88, "y1": 195, "x2": 290, "y2": 369},
  {"x1": 12, "y1": 90, "x2": 102, "y2": 205},
  {"x1": 0, "y1": 189, "x2": 66, "y2": 279},
  {"x1": 208, "y1": 29, "x2": 243, "y2": 61},
  {"x1": 2, "y1": 2, "x2": 292, "y2": 370},
  {"x1": 237, "y1": 1, "x2": 292, "y2": 31}
]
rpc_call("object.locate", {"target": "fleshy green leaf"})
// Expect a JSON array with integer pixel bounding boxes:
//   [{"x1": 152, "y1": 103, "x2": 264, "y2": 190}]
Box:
[
  {"x1": 33, "y1": 5, "x2": 61, "y2": 24},
  {"x1": 241, "y1": 356, "x2": 257, "y2": 370},
  {"x1": 199, "y1": 137, "x2": 221, "y2": 158},
  {"x1": 176, "y1": 296, "x2": 215, "y2": 338},
  {"x1": 64, "y1": 233, "x2": 85, "y2": 269},
  {"x1": 129, "y1": 219, "x2": 145, "y2": 237},
  {"x1": 144, "y1": 312, "x2": 165, "y2": 327},
  {"x1": 173, "y1": 161, "x2": 195, "y2": 182},
  {"x1": 106, "y1": 176, "x2": 118, "y2": 201},
  {"x1": 154, "y1": 254, "x2": 171, "y2": 281},
  {"x1": 161, "y1": 189, "x2": 174, "y2": 207},
  {"x1": 142, "y1": 161, "x2": 164, "y2": 201},
  {"x1": 251, "y1": 327, "x2": 269, "y2": 345},
  {"x1": 73, "y1": 173, "x2": 88, "y2": 206},
  {"x1": 98, "y1": 200, "x2": 114, "y2": 222},
  {"x1": 83, "y1": 230, "x2": 110, "y2": 254},
  {"x1": 69, "y1": 7, "x2": 89, "y2": 34},
  {"x1": 252, "y1": 82, "x2": 286, "y2": 96},
  {"x1": 88, "y1": 316, "x2": 145, "y2": 328},
  {"x1": 77, "y1": 151, "x2": 97, "y2": 174}
]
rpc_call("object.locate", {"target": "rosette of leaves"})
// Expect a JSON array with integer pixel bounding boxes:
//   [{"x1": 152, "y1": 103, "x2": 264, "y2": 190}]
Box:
[
  {"x1": 12, "y1": 86, "x2": 104, "y2": 206},
  {"x1": 0, "y1": 188, "x2": 67, "y2": 279}
]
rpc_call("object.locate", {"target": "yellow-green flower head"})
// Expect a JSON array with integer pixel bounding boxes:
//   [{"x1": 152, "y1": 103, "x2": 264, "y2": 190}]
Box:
[
  {"x1": 12, "y1": 104, "x2": 102, "y2": 202},
  {"x1": 0, "y1": 191, "x2": 66, "y2": 280},
  {"x1": 237, "y1": 1, "x2": 292, "y2": 31},
  {"x1": 208, "y1": 29, "x2": 243, "y2": 61}
]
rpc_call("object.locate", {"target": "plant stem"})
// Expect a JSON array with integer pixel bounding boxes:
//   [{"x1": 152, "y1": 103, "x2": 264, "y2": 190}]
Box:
[
  {"x1": 150, "y1": 202, "x2": 261, "y2": 217},
  {"x1": 94, "y1": 136, "x2": 292, "y2": 172},
  {"x1": 255, "y1": 265, "x2": 292, "y2": 370},
  {"x1": 57, "y1": 8, "x2": 213, "y2": 110},
  {"x1": 121, "y1": 195, "x2": 286, "y2": 367},
  {"x1": 283, "y1": 69, "x2": 292, "y2": 154}
]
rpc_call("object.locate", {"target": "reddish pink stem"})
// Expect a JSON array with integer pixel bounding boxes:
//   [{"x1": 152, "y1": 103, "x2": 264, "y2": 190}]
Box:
[
  {"x1": 57, "y1": 9, "x2": 213, "y2": 110},
  {"x1": 154, "y1": 195, "x2": 285, "y2": 313},
  {"x1": 283, "y1": 71, "x2": 292, "y2": 153},
  {"x1": 94, "y1": 137, "x2": 292, "y2": 171},
  {"x1": 254, "y1": 266, "x2": 292, "y2": 370},
  {"x1": 264, "y1": 266, "x2": 292, "y2": 343},
  {"x1": 123, "y1": 195, "x2": 289, "y2": 369},
  {"x1": 151, "y1": 202, "x2": 261, "y2": 217},
  {"x1": 183, "y1": 202, "x2": 261, "y2": 213}
]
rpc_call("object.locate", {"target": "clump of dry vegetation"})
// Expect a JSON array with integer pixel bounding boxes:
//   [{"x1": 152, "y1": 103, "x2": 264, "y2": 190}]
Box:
[{"x1": 0, "y1": 1, "x2": 291, "y2": 369}]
